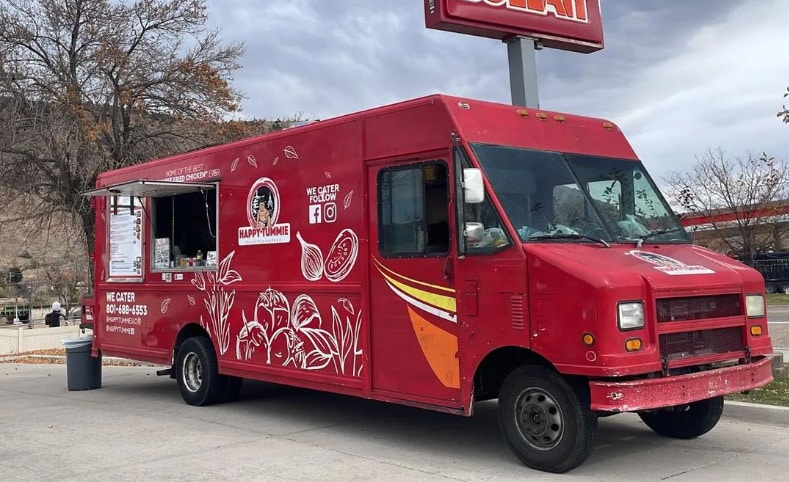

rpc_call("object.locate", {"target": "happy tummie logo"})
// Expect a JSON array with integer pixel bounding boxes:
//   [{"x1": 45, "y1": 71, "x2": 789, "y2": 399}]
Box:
[{"x1": 238, "y1": 178, "x2": 291, "y2": 246}]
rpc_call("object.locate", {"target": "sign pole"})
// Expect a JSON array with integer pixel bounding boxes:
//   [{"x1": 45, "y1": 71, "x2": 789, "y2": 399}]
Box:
[{"x1": 506, "y1": 36, "x2": 541, "y2": 108}]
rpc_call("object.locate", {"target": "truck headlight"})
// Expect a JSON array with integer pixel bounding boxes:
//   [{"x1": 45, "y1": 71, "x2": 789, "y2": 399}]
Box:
[
  {"x1": 618, "y1": 301, "x2": 644, "y2": 330},
  {"x1": 745, "y1": 295, "x2": 765, "y2": 317}
]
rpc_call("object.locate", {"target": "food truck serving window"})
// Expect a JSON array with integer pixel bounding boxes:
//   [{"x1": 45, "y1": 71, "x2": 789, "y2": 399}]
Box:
[
  {"x1": 83, "y1": 180, "x2": 218, "y2": 272},
  {"x1": 151, "y1": 187, "x2": 217, "y2": 270}
]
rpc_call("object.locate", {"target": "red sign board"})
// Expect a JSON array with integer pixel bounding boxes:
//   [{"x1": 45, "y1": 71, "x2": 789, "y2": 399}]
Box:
[{"x1": 425, "y1": 0, "x2": 604, "y2": 53}]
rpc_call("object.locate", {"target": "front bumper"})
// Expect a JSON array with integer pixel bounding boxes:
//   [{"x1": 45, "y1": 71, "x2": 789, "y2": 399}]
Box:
[{"x1": 589, "y1": 356, "x2": 774, "y2": 412}]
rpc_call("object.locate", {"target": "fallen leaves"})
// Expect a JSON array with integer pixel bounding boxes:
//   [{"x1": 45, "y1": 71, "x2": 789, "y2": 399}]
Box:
[{"x1": 0, "y1": 349, "x2": 145, "y2": 367}]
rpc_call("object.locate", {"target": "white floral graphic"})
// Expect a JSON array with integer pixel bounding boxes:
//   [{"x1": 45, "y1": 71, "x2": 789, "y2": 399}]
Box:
[
  {"x1": 296, "y1": 229, "x2": 359, "y2": 283},
  {"x1": 192, "y1": 251, "x2": 242, "y2": 356},
  {"x1": 284, "y1": 146, "x2": 299, "y2": 159},
  {"x1": 236, "y1": 289, "x2": 363, "y2": 376},
  {"x1": 343, "y1": 190, "x2": 353, "y2": 210}
]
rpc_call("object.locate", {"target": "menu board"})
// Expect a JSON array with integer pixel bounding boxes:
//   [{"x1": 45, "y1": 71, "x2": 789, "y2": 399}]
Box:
[
  {"x1": 108, "y1": 197, "x2": 143, "y2": 279},
  {"x1": 154, "y1": 238, "x2": 171, "y2": 269}
]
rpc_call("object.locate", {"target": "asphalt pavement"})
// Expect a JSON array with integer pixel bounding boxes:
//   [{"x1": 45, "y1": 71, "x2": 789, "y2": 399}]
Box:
[{"x1": 1, "y1": 363, "x2": 788, "y2": 481}]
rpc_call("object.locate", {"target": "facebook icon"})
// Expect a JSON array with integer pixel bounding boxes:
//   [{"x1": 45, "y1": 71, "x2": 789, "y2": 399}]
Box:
[{"x1": 309, "y1": 204, "x2": 322, "y2": 224}]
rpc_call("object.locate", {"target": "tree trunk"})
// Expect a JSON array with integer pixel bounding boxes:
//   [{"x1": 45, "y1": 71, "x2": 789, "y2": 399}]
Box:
[{"x1": 80, "y1": 204, "x2": 96, "y2": 287}]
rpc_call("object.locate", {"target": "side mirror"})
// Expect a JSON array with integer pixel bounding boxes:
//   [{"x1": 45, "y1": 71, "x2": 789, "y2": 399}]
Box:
[
  {"x1": 465, "y1": 222, "x2": 484, "y2": 243},
  {"x1": 463, "y1": 168, "x2": 484, "y2": 204}
]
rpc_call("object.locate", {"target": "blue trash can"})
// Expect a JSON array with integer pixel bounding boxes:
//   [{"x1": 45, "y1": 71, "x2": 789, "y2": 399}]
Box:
[{"x1": 63, "y1": 336, "x2": 102, "y2": 391}]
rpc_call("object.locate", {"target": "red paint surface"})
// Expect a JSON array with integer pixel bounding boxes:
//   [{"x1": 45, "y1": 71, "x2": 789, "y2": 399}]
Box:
[{"x1": 680, "y1": 203, "x2": 789, "y2": 228}]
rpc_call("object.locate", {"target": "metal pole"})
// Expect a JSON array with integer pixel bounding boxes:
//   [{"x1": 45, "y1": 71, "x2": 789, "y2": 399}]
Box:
[
  {"x1": 28, "y1": 285, "x2": 33, "y2": 329},
  {"x1": 506, "y1": 36, "x2": 541, "y2": 108}
]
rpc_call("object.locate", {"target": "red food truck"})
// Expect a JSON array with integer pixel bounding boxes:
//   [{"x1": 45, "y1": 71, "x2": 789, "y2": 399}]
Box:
[{"x1": 82, "y1": 94, "x2": 774, "y2": 473}]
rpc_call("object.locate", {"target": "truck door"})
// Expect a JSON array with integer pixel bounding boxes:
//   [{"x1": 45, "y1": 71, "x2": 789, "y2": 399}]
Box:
[
  {"x1": 368, "y1": 157, "x2": 462, "y2": 404},
  {"x1": 452, "y1": 145, "x2": 529, "y2": 403}
]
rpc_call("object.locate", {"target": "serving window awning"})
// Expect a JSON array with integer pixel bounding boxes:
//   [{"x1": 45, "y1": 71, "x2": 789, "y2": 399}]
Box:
[{"x1": 83, "y1": 180, "x2": 216, "y2": 198}]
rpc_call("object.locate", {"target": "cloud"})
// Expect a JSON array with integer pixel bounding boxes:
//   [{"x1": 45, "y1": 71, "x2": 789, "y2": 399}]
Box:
[{"x1": 205, "y1": 0, "x2": 789, "y2": 180}]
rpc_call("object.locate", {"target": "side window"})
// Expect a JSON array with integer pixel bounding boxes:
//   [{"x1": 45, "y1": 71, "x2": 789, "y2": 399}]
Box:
[
  {"x1": 455, "y1": 147, "x2": 510, "y2": 252},
  {"x1": 463, "y1": 196, "x2": 510, "y2": 251},
  {"x1": 379, "y1": 163, "x2": 450, "y2": 256},
  {"x1": 152, "y1": 188, "x2": 217, "y2": 269}
]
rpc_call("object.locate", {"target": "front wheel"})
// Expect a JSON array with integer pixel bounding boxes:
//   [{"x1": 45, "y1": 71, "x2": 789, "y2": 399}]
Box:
[
  {"x1": 498, "y1": 366, "x2": 598, "y2": 473},
  {"x1": 638, "y1": 396, "x2": 724, "y2": 439},
  {"x1": 176, "y1": 337, "x2": 226, "y2": 406}
]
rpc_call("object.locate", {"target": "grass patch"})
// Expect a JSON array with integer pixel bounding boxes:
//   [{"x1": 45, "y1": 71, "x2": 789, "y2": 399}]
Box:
[
  {"x1": 726, "y1": 370, "x2": 789, "y2": 407},
  {"x1": 766, "y1": 293, "x2": 789, "y2": 305}
]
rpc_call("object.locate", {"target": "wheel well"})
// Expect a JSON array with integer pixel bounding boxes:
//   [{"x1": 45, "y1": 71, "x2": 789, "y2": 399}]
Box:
[
  {"x1": 473, "y1": 347, "x2": 553, "y2": 401},
  {"x1": 173, "y1": 323, "x2": 210, "y2": 364}
]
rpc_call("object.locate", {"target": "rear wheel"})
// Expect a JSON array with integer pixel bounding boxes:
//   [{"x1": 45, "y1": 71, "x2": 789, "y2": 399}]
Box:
[
  {"x1": 765, "y1": 283, "x2": 777, "y2": 294},
  {"x1": 498, "y1": 366, "x2": 598, "y2": 473},
  {"x1": 176, "y1": 337, "x2": 225, "y2": 406},
  {"x1": 638, "y1": 396, "x2": 724, "y2": 439}
]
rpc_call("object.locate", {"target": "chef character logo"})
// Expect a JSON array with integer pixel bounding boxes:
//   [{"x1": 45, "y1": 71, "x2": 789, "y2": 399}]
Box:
[
  {"x1": 247, "y1": 178, "x2": 280, "y2": 228},
  {"x1": 628, "y1": 250, "x2": 684, "y2": 268},
  {"x1": 239, "y1": 177, "x2": 291, "y2": 246},
  {"x1": 627, "y1": 250, "x2": 714, "y2": 276}
]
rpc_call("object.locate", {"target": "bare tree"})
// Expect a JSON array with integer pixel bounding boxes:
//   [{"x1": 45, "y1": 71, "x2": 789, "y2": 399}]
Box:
[
  {"x1": 664, "y1": 148, "x2": 789, "y2": 263},
  {"x1": 0, "y1": 0, "x2": 245, "y2": 280},
  {"x1": 41, "y1": 254, "x2": 89, "y2": 318}
]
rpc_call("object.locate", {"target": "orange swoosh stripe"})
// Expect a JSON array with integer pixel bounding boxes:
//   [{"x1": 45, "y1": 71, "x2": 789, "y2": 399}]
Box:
[{"x1": 407, "y1": 306, "x2": 460, "y2": 389}]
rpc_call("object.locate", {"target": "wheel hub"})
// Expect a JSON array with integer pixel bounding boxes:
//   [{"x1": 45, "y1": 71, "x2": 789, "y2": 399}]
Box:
[
  {"x1": 182, "y1": 352, "x2": 203, "y2": 393},
  {"x1": 515, "y1": 388, "x2": 565, "y2": 450}
]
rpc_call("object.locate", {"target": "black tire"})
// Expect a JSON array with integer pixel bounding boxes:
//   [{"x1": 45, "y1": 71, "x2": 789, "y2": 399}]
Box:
[
  {"x1": 765, "y1": 283, "x2": 777, "y2": 294},
  {"x1": 638, "y1": 396, "x2": 724, "y2": 439},
  {"x1": 223, "y1": 376, "x2": 244, "y2": 402},
  {"x1": 498, "y1": 366, "x2": 598, "y2": 473},
  {"x1": 176, "y1": 337, "x2": 225, "y2": 406}
]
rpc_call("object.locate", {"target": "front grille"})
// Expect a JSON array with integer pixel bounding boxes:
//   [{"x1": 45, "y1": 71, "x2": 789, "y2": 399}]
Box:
[
  {"x1": 656, "y1": 295, "x2": 741, "y2": 322},
  {"x1": 659, "y1": 327, "x2": 744, "y2": 361}
]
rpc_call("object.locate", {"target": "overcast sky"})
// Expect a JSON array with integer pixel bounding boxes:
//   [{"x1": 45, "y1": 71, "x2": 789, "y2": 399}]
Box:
[{"x1": 204, "y1": 0, "x2": 789, "y2": 182}]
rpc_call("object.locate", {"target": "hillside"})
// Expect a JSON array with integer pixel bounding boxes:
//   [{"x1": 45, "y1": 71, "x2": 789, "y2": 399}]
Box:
[{"x1": 0, "y1": 209, "x2": 88, "y2": 308}]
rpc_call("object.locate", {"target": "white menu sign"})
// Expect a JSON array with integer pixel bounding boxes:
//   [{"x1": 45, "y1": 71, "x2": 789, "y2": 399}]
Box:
[{"x1": 109, "y1": 197, "x2": 143, "y2": 279}]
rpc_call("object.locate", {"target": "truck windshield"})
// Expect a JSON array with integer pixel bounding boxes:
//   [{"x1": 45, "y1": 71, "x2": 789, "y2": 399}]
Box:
[{"x1": 470, "y1": 144, "x2": 690, "y2": 244}]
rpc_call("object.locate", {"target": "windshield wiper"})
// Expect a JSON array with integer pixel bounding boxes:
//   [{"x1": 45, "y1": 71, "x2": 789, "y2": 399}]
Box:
[
  {"x1": 635, "y1": 227, "x2": 685, "y2": 247},
  {"x1": 529, "y1": 233, "x2": 610, "y2": 248}
]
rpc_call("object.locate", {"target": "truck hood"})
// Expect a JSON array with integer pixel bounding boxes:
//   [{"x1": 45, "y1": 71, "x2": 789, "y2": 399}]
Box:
[{"x1": 524, "y1": 243, "x2": 761, "y2": 294}]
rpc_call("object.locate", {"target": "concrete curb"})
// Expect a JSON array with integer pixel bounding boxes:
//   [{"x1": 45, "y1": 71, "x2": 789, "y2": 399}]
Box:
[
  {"x1": 0, "y1": 354, "x2": 163, "y2": 367},
  {"x1": 723, "y1": 400, "x2": 789, "y2": 428}
]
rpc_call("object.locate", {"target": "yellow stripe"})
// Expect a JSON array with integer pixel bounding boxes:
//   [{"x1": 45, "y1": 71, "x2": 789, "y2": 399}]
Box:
[
  {"x1": 373, "y1": 258, "x2": 455, "y2": 294},
  {"x1": 378, "y1": 268, "x2": 456, "y2": 313}
]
